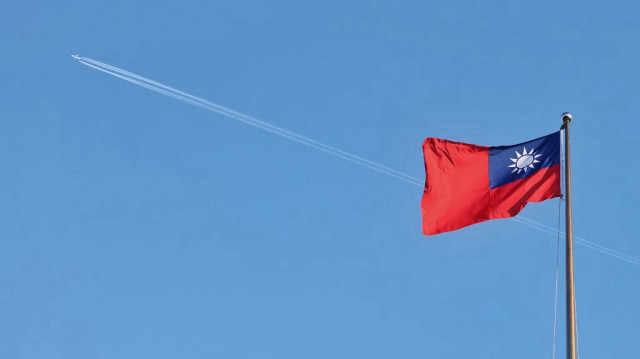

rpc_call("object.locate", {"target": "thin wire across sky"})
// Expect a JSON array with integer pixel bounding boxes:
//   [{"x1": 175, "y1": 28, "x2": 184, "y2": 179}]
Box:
[{"x1": 73, "y1": 55, "x2": 640, "y2": 267}]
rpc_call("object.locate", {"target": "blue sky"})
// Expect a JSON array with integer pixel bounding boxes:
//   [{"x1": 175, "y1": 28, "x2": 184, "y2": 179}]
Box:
[{"x1": 2, "y1": 0, "x2": 640, "y2": 357}]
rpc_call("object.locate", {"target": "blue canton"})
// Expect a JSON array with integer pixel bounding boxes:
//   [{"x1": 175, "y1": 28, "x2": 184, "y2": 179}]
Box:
[{"x1": 489, "y1": 132, "x2": 560, "y2": 189}]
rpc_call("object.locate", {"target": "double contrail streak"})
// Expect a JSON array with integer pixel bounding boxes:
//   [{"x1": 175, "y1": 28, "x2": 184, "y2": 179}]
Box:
[
  {"x1": 74, "y1": 55, "x2": 640, "y2": 267},
  {"x1": 513, "y1": 216, "x2": 640, "y2": 266},
  {"x1": 76, "y1": 56, "x2": 423, "y2": 187}
]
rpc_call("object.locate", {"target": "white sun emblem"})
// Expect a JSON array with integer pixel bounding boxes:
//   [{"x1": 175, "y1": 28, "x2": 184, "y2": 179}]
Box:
[{"x1": 508, "y1": 147, "x2": 542, "y2": 174}]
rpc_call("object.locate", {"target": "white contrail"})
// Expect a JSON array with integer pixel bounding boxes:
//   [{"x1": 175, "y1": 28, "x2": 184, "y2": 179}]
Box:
[
  {"x1": 514, "y1": 216, "x2": 640, "y2": 266},
  {"x1": 77, "y1": 56, "x2": 424, "y2": 186},
  {"x1": 74, "y1": 56, "x2": 640, "y2": 267},
  {"x1": 78, "y1": 59, "x2": 423, "y2": 185}
]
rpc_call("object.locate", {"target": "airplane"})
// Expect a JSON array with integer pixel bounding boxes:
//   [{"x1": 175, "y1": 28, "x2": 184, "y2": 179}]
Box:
[{"x1": 71, "y1": 54, "x2": 80, "y2": 60}]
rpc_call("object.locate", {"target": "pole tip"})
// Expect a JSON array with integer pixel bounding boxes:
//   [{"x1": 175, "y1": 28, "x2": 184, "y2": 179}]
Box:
[{"x1": 561, "y1": 112, "x2": 572, "y2": 123}]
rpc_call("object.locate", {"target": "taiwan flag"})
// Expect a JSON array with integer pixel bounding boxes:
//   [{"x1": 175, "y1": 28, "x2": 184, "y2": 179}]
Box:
[{"x1": 421, "y1": 132, "x2": 562, "y2": 235}]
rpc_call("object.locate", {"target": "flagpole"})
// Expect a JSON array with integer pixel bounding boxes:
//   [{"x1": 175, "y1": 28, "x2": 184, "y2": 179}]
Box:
[{"x1": 562, "y1": 112, "x2": 577, "y2": 359}]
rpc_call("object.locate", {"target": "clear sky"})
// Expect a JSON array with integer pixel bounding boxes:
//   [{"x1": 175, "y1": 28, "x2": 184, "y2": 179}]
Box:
[{"x1": 2, "y1": 0, "x2": 639, "y2": 358}]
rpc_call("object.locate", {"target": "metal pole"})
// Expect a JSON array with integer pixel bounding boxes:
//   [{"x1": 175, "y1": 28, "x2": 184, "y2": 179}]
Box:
[{"x1": 562, "y1": 112, "x2": 577, "y2": 359}]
